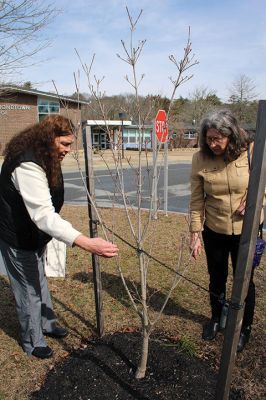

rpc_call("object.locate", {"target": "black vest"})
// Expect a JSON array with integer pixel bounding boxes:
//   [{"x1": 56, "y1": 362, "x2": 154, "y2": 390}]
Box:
[{"x1": 0, "y1": 151, "x2": 64, "y2": 250}]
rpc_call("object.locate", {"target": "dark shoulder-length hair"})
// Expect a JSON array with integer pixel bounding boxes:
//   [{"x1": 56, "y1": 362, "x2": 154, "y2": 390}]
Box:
[
  {"x1": 4, "y1": 115, "x2": 76, "y2": 186},
  {"x1": 199, "y1": 109, "x2": 244, "y2": 161}
]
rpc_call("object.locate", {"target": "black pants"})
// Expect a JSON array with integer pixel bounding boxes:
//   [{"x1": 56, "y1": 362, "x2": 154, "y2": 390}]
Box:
[{"x1": 202, "y1": 225, "x2": 255, "y2": 328}]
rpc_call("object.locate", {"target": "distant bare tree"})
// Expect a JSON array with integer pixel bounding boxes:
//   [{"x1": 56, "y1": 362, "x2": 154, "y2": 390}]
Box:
[
  {"x1": 82, "y1": 93, "x2": 170, "y2": 123},
  {"x1": 228, "y1": 74, "x2": 258, "y2": 122},
  {"x1": 189, "y1": 86, "x2": 221, "y2": 120},
  {"x1": 0, "y1": 0, "x2": 58, "y2": 77},
  {"x1": 22, "y1": 81, "x2": 34, "y2": 89},
  {"x1": 168, "y1": 86, "x2": 221, "y2": 146},
  {"x1": 228, "y1": 74, "x2": 257, "y2": 103}
]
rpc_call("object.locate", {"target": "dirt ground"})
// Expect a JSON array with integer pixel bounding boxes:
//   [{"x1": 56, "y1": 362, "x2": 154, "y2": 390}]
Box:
[{"x1": 30, "y1": 331, "x2": 218, "y2": 400}]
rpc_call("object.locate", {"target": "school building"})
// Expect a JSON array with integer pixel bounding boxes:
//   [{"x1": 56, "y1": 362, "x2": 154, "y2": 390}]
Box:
[
  {"x1": 83, "y1": 119, "x2": 198, "y2": 150},
  {"x1": 0, "y1": 86, "x2": 89, "y2": 154},
  {"x1": 83, "y1": 120, "x2": 154, "y2": 150}
]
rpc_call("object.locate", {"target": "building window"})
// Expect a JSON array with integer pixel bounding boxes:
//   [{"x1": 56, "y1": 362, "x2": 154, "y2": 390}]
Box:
[
  {"x1": 38, "y1": 98, "x2": 60, "y2": 121},
  {"x1": 184, "y1": 131, "x2": 197, "y2": 139},
  {"x1": 93, "y1": 134, "x2": 99, "y2": 144}
]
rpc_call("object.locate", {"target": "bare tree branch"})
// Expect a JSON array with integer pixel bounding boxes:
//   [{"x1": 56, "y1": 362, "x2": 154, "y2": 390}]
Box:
[
  {"x1": 0, "y1": 0, "x2": 58, "y2": 76},
  {"x1": 72, "y1": 6, "x2": 199, "y2": 380}
]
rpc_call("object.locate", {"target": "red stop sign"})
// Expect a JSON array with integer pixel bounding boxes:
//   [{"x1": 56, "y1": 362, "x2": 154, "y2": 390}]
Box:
[{"x1": 155, "y1": 109, "x2": 168, "y2": 143}]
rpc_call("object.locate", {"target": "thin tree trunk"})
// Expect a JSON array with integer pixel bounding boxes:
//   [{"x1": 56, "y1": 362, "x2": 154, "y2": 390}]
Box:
[
  {"x1": 135, "y1": 251, "x2": 150, "y2": 379},
  {"x1": 135, "y1": 325, "x2": 150, "y2": 379}
]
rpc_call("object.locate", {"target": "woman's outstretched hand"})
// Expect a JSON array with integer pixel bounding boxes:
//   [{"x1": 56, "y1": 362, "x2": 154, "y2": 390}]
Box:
[
  {"x1": 189, "y1": 232, "x2": 202, "y2": 259},
  {"x1": 74, "y1": 235, "x2": 119, "y2": 257}
]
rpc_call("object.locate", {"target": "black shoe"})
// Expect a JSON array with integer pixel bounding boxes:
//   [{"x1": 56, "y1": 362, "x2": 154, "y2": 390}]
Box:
[
  {"x1": 32, "y1": 346, "x2": 53, "y2": 359},
  {"x1": 237, "y1": 326, "x2": 251, "y2": 353},
  {"x1": 202, "y1": 319, "x2": 220, "y2": 341},
  {"x1": 44, "y1": 326, "x2": 68, "y2": 338}
]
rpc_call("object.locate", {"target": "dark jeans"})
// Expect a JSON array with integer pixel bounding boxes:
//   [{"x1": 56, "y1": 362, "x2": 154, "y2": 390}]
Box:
[{"x1": 202, "y1": 225, "x2": 255, "y2": 328}]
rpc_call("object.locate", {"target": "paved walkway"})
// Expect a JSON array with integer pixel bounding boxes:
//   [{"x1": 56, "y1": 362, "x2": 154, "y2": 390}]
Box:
[
  {"x1": 0, "y1": 149, "x2": 196, "y2": 172},
  {"x1": 61, "y1": 148, "x2": 196, "y2": 172}
]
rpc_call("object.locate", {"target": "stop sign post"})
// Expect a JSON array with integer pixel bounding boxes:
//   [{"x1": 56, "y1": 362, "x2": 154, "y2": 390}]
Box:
[
  {"x1": 155, "y1": 109, "x2": 168, "y2": 143},
  {"x1": 153, "y1": 109, "x2": 169, "y2": 217}
]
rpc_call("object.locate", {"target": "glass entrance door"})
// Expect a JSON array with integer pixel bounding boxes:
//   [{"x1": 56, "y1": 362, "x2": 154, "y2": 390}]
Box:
[
  {"x1": 92, "y1": 129, "x2": 107, "y2": 149},
  {"x1": 100, "y1": 133, "x2": 106, "y2": 149}
]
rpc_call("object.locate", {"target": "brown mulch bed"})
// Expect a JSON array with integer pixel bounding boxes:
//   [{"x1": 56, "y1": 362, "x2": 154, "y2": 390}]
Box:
[{"x1": 30, "y1": 331, "x2": 217, "y2": 400}]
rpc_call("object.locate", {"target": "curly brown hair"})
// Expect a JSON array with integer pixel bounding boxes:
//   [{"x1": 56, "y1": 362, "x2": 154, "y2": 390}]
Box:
[{"x1": 4, "y1": 115, "x2": 76, "y2": 186}]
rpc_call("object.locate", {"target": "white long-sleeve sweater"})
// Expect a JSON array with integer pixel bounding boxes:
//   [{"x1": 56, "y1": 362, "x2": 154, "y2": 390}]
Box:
[{"x1": 12, "y1": 162, "x2": 81, "y2": 247}]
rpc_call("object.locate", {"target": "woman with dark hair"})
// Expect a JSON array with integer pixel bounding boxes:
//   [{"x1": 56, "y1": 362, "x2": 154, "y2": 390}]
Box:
[
  {"x1": 189, "y1": 109, "x2": 263, "y2": 352},
  {"x1": 0, "y1": 115, "x2": 118, "y2": 359}
]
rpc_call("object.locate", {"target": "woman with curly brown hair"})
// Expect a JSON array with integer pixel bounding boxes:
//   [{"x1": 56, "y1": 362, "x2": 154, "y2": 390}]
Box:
[
  {"x1": 189, "y1": 109, "x2": 263, "y2": 353},
  {"x1": 0, "y1": 115, "x2": 118, "y2": 359}
]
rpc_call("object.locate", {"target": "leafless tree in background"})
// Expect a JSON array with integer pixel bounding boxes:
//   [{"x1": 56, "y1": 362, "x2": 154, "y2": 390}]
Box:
[
  {"x1": 228, "y1": 74, "x2": 258, "y2": 122},
  {"x1": 0, "y1": 0, "x2": 58, "y2": 78},
  {"x1": 228, "y1": 74, "x2": 257, "y2": 103}
]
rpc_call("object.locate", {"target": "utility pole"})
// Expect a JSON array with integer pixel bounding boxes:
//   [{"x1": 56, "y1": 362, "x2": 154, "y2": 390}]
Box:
[{"x1": 215, "y1": 100, "x2": 266, "y2": 399}]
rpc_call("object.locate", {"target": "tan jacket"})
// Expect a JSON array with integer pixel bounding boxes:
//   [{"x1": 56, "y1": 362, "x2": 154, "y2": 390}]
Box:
[{"x1": 190, "y1": 148, "x2": 253, "y2": 235}]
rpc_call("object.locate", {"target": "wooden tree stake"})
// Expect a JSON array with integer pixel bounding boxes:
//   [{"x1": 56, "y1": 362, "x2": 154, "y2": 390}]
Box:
[
  {"x1": 215, "y1": 100, "x2": 266, "y2": 399},
  {"x1": 83, "y1": 126, "x2": 104, "y2": 337}
]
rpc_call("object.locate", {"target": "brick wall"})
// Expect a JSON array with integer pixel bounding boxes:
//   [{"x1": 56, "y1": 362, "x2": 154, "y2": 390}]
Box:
[
  {"x1": 0, "y1": 92, "x2": 83, "y2": 154},
  {"x1": 0, "y1": 92, "x2": 38, "y2": 153},
  {"x1": 60, "y1": 103, "x2": 82, "y2": 150}
]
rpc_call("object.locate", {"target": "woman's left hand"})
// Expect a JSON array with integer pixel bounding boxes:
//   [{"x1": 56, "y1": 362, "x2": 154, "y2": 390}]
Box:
[
  {"x1": 189, "y1": 232, "x2": 202, "y2": 259},
  {"x1": 235, "y1": 200, "x2": 246, "y2": 216}
]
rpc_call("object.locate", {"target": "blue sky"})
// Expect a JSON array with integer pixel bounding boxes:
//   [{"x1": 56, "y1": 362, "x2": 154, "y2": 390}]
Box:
[{"x1": 20, "y1": 0, "x2": 266, "y2": 101}]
